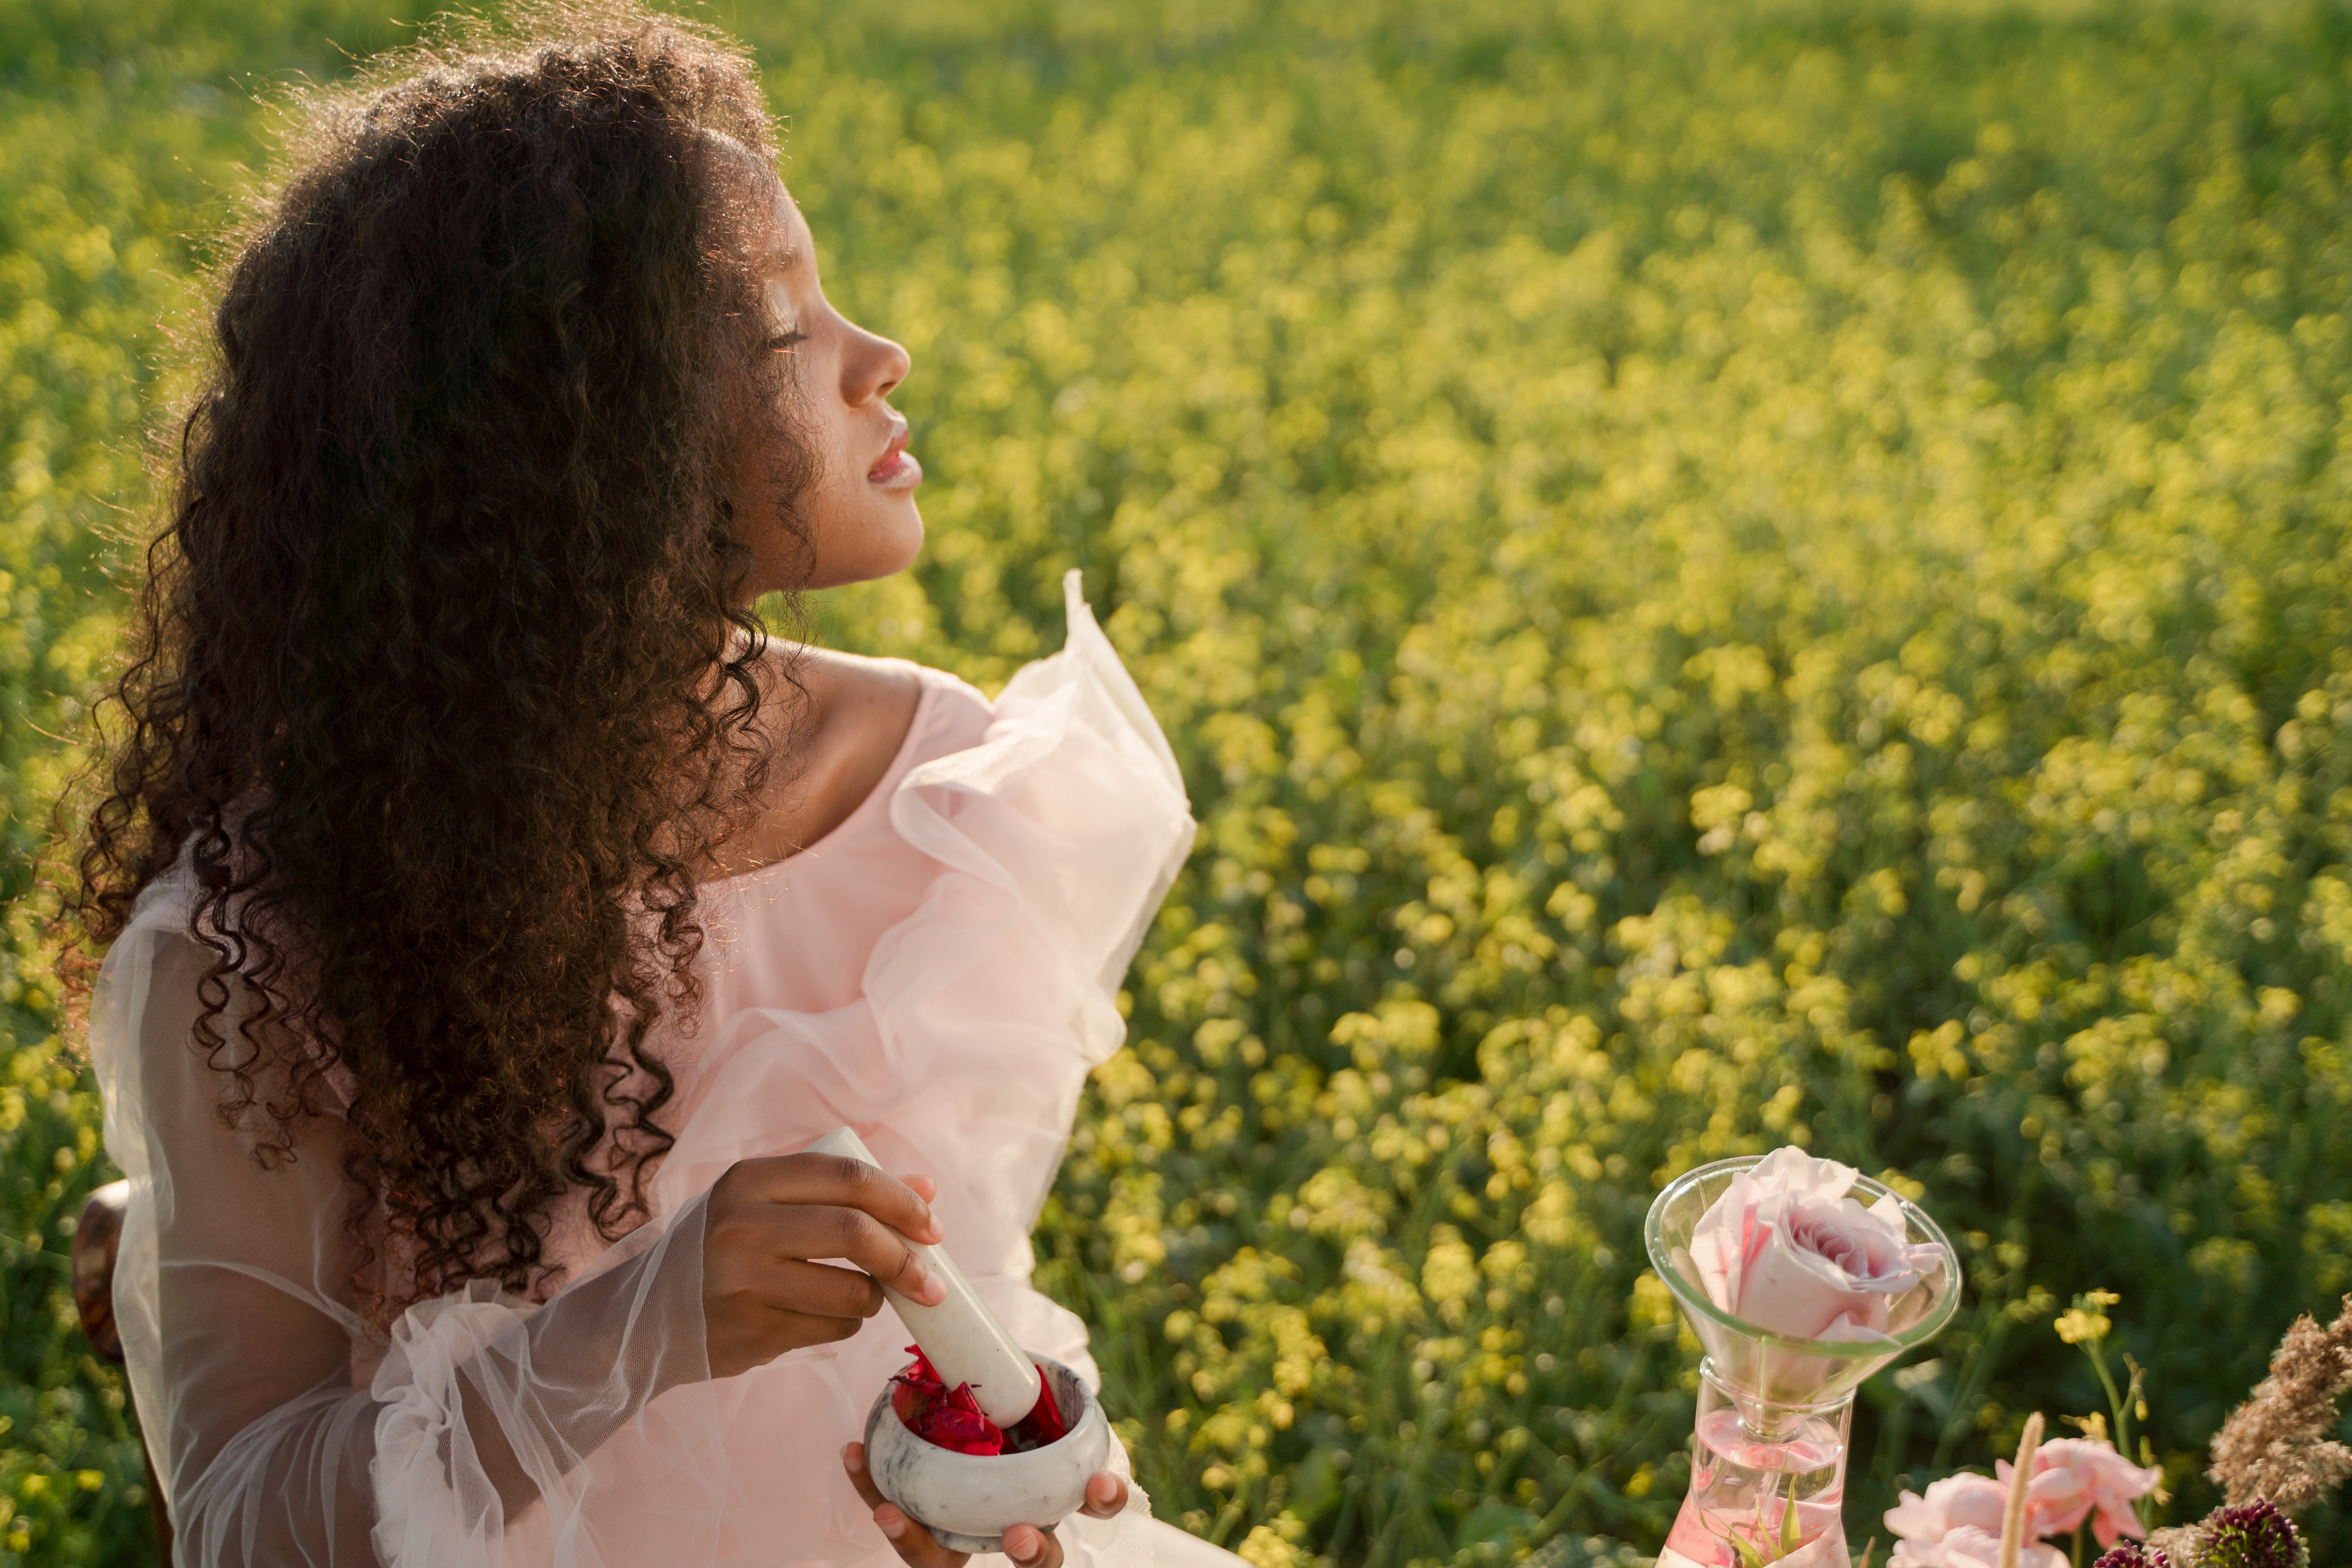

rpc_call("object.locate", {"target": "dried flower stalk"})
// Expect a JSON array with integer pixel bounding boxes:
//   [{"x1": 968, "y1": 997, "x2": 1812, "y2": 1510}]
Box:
[
  {"x1": 1999, "y1": 1411, "x2": 2045, "y2": 1568},
  {"x1": 2207, "y1": 1295, "x2": 2352, "y2": 1512}
]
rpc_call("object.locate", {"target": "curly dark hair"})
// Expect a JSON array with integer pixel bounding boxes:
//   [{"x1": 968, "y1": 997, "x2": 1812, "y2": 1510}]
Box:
[{"x1": 63, "y1": 2, "x2": 810, "y2": 1308}]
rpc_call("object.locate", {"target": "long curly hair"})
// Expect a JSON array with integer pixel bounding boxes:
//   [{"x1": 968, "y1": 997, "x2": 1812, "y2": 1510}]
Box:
[{"x1": 63, "y1": 3, "x2": 809, "y2": 1307}]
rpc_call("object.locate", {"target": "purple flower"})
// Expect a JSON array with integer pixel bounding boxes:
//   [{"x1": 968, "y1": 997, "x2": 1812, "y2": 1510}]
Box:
[
  {"x1": 2195, "y1": 1500, "x2": 2305, "y2": 1568},
  {"x1": 2090, "y1": 1545, "x2": 2167, "y2": 1568}
]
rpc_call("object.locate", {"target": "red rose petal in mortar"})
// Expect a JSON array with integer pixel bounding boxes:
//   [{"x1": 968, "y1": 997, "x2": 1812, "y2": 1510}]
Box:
[
  {"x1": 892, "y1": 1346, "x2": 1008, "y2": 1455},
  {"x1": 1005, "y1": 1374, "x2": 1069, "y2": 1451},
  {"x1": 891, "y1": 1348, "x2": 1072, "y2": 1456}
]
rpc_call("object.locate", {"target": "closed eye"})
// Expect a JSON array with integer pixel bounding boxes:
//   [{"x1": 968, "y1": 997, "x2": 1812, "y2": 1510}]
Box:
[{"x1": 766, "y1": 331, "x2": 805, "y2": 352}]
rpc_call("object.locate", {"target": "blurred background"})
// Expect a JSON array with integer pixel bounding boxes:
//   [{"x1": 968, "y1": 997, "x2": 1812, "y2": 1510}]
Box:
[{"x1": 6, "y1": 0, "x2": 2352, "y2": 1563}]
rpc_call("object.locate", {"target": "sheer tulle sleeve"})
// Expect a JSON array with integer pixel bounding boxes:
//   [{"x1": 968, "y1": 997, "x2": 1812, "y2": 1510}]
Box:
[{"x1": 90, "y1": 889, "x2": 726, "y2": 1568}]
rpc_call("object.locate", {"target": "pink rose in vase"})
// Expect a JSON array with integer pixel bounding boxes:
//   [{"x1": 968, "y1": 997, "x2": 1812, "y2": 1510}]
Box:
[
  {"x1": 1686, "y1": 1146, "x2": 1945, "y2": 1342},
  {"x1": 1649, "y1": 1149, "x2": 1962, "y2": 1568}
]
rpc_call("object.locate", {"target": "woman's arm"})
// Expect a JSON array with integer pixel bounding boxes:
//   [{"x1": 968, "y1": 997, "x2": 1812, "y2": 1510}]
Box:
[{"x1": 105, "y1": 931, "x2": 949, "y2": 1566}]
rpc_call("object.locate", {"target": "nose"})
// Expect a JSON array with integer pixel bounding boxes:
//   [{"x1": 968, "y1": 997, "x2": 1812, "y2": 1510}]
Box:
[{"x1": 842, "y1": 319, "x2": 910, "y2": 407}]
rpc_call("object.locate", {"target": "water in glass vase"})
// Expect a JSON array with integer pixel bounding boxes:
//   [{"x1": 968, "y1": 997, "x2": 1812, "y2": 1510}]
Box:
[{"x1": 1657, "y1": 1370, "x2": 1852, "y2": 1568}]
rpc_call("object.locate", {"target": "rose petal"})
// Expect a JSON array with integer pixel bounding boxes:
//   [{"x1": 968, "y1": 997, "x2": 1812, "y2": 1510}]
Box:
[
  {"x1": 894, "y1": 1350, "x2": 1071, "y2": 1457},
  {"x1": 1885, "y1": 1472, "x2": 2008, "y2": 1544},
  {"x1": 1006, "y1": 1369, "x2": 1069, "y2": 1451},
  {"x1": 1689, "y1": 1172, "x2": 1763, "y2": 1313},
  {"x1": 895, "y1": 1348, "x2": 1010, "y2": 1454},
  {"x1": 1731, "y1": 1216, "x2": 1896, "y2": 1340},
  {"x1": 1998, "y1": 1439, "x2": 2159, "y2": 1547},
  {"x1": 1888, "y1": 1526, "x2": 2067, "y2": 1568}
]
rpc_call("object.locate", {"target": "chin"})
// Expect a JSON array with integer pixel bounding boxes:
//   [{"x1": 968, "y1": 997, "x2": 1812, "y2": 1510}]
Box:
[
  {"x1": 805, "y1": 502, "x2": 924, "y2": 590},
  {"x1": 879, "y1": 502, "x2": 925, "y2": 573}
]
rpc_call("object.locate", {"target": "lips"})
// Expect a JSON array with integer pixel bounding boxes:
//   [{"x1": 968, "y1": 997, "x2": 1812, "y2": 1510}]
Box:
[
  {"x1": 867, "y1": 422, "x2": 922, "y2": 490},
  {"x1": 868, "y1": 424, "x2": 908, "y2": 478}
]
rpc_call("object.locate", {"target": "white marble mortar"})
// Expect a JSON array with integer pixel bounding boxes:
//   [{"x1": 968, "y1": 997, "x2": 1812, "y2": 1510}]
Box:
[{"x1": 863, "y1": 1352, "x2": 1112, "y2": 1555}]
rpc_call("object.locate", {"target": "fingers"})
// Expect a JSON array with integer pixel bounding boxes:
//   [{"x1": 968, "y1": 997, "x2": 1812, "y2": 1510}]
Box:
[
  {"x1": 704, "y1": 1300, "x2": 871, "y2": 1377},
  {"x1": 730, "y1": 1152, "x2": 944, "y2": 1244},
  {"x1": 842, "y1": 1442, "x2": 889, "y2": 1511},
  {"x1": 1079, "y1": 1472, "x2": 1127, "y2": 1518},
  {"x1": 845, "y1": 1444, "x2": 971, "y2": 1568},
  {"x1": 840, "y1": 1443, "x2": 1080, "y2": 1568},
  {"x1": 876, "y1": 1504, "x2": 968, "y2": 1568},
  {"x1": 711, "y1": 1155, "x2": 950, "y2": 1305},
  {"x1": 1003, "y1": 1524, "x2": 1062, "y2": 1568},
  {"x1": 704, "y1": 1156, "x2": 951, "y2": 1375},
  {"x1": 763, "y1": 1306, "x2": 870, "y2": 1346},
  {"x1": 755, "y1": 1257, "x2": 888, "y2": 1320},
  {"x1": 754, "y1": 1205, "x2": 946, "y2": 1306},
  {"x1": 704, "y1": 1252, "x2": 886, "y2": 1326}
]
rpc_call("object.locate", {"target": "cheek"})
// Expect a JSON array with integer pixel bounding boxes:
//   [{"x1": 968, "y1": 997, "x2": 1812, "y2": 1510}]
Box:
[
  {"x1": 801, "y1": 408, "x2": 860, "y2": 532},
  {"x1": 787, "y1": 385, "x2": 857, "y2": 504}
]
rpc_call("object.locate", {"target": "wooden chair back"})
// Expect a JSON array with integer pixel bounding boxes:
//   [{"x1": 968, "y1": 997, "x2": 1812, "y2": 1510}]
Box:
[{"x1": 71, "y1": 1180, "x2": 175, "y2": 1567}]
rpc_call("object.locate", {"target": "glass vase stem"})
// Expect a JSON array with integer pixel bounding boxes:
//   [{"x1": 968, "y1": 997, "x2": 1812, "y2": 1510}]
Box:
[{"x1": 1657, "y1": 1360, "x2": 1854, "y2": 1568}]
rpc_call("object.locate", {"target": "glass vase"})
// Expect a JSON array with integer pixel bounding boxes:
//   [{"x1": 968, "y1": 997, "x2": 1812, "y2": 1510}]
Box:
[
  {"x1": 1657, "y1": 1363, "x2": 1854, "y2": 1568},
  {"x1": 1643, "y1": 1156, "x2": 1963, "y2": 1568}
]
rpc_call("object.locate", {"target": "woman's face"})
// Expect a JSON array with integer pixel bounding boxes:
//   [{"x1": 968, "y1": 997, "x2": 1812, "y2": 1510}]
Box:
[{"x1": 733, "y1": 175, "x2": 922, "y2": 600}]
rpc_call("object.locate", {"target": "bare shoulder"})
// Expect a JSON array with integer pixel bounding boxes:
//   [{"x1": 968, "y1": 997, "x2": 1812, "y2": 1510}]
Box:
[
  {"x1": 715, "y1": 644, "x2": 923, "y2": 873},
  {"x1": 786, "y1": 645, "x2": 923, "y2": 753}
]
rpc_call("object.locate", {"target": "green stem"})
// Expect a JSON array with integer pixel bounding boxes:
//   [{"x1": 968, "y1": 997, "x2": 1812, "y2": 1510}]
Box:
[{"x1": 2086, "y1": 1341, "x2": 2127, "y2": 1453}]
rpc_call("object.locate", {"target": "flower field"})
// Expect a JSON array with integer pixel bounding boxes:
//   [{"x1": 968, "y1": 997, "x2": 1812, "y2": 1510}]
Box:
[{"x1": 7, "y1": 0, "x2": 2352, "y2": 1564}]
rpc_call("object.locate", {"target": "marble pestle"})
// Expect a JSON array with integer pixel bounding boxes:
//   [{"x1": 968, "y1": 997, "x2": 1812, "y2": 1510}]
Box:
[{"x1": 804, "y1": 1127, "x2": 1044, "y2": 1428}]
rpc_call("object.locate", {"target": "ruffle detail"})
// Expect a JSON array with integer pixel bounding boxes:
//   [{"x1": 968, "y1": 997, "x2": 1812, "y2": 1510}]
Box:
[
  {"x1": 877, "y1": 567, "x2": 1192, "y2": 1066},
  {"x1": 371, "y1": 1284, "x2": 534, "y2": 1567},
  {"x1": 651, "y1": 571, "x2": 1195, "y2": 1229}
]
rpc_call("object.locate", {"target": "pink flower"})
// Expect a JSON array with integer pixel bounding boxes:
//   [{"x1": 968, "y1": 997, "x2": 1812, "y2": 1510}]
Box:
[
  {"x1": 1686, "y1": 1146, "x2": 1945, "y2": 1342},
  {"x1": 1997, "y1": 1437, "x2": 2162, "y2": 1547},
  {"x1": 1888, "y1": 1527, "x2": 2065, "y2": 1568},
  {"x1": 1885, "y1": 1471, "x2": 2010, "y2": 1544}
]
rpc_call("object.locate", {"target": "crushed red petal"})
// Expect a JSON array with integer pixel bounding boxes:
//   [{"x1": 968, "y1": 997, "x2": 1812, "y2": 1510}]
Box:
[
  {"x1": 891, "y1": 1351, "x2": 1004, "y2": 1455},
  {"x1": 891, "y1": 1348, "x2": 1071, "y2": 1456},
  {"x1": 1007, "y1": 1373, "x2": 1069, "y2": 1450}
]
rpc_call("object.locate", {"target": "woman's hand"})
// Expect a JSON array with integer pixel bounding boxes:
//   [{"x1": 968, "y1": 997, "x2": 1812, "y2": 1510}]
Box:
[
  {"x1": 702, "y1": 1153, "x2": 948, "y2": 1380},
  {"x1": 842, "y1": 1442, "x2": 1130, "y2": 1568}
]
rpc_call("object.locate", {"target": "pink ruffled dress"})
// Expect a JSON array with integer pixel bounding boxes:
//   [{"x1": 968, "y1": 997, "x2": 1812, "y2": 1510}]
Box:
[{"x1": 91, "y1": 573, "x2": 1218, "y2": 1568}]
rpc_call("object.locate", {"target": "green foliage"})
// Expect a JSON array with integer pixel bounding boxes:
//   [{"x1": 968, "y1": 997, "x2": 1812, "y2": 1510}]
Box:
[
  {"x1": 0, "y1": 1048, "x2": 139, "y2": 1565},
  {"x1": 1, "y1": 3, "x2": 421, "y2": 1559},
  {"x1": 10, "y1": 1, "x2": 2352, "y2": 1565}
]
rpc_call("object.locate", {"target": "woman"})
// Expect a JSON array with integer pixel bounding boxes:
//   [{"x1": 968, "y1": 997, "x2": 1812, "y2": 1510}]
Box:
[{"x1": 66, "y1": 8, "x2": 1209, "y2": 1566}]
